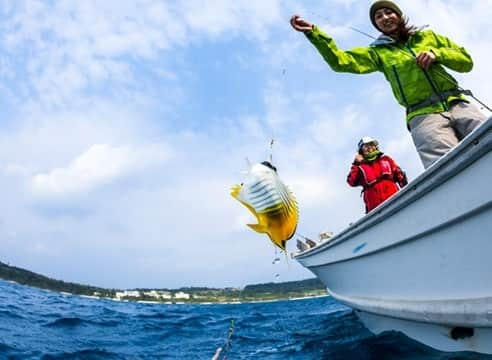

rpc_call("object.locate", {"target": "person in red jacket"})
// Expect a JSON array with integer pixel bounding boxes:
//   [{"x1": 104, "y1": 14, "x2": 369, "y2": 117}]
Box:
[{"x1": 347, "y1": 137, "x2": 408, "y2": 213}]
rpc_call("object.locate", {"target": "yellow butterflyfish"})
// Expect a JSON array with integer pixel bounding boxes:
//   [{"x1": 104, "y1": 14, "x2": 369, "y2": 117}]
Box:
[{"x1": 231, "y1": 161, "x2": 299, "y2": 250}]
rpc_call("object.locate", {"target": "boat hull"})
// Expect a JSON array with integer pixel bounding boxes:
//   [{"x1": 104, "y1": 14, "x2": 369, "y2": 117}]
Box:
[
  {"x1": 357, "y1": 310, "x2": 492, "y2": 354},
  {"x1": 295, "y1": 118, "x2": 492, "y2": 354}
]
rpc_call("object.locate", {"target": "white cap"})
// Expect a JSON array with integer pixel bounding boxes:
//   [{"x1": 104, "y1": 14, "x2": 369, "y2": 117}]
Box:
[{"x1": 358, "y1": 136, "x2": 379, "y2": 151}]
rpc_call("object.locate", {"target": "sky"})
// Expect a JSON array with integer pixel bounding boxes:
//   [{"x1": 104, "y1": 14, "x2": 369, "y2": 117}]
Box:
[{"x1": 0, "y1": 0, "x2": 490, "y2": 290}]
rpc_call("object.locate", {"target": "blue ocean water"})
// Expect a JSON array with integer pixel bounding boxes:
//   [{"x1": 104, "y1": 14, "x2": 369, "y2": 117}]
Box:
[{"x1": 1, "y1": 280, "x2": 491, "y2": 360}]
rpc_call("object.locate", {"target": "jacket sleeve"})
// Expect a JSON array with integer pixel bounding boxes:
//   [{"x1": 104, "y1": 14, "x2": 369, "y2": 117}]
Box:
[
  {"x1": 306, "y1": 26, "x2": 381, "y2": 74},
  {"x1": 427, "y1": 30, "x2": 473, "y2": 73},
  {"x1": 387, "y1": 156, "x2": 408, "y2": 187},
  {"x1": 347, "y1": 163, "x2": 362, "y2": 187}
]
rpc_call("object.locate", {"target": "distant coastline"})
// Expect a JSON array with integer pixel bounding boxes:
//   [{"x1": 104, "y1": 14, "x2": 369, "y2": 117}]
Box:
[{"x1": 0, "y1": 261, "x2": 327, "y2": 304}]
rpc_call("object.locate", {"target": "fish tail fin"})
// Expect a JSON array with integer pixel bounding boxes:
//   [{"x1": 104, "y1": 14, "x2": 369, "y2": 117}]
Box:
[{"x1": 277, "y1": 239, "x2": 286, "y2": 252}]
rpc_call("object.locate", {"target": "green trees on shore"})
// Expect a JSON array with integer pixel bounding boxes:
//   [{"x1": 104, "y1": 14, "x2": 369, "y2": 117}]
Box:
[
  {"x1": 0, "y1": 261, "x2": 327, "y2": 303},
  {"x1": 0, "y1": 261, "x2": 116, "y2": 297}
]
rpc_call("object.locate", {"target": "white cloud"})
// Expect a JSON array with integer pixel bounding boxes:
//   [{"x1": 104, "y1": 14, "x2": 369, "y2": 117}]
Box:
[
  {"x1": 30, "y1": 143, "x2": 171, "y2": 198},
  {"x1": 1, "y1": 0, "x2": 286, "y2": 109}
]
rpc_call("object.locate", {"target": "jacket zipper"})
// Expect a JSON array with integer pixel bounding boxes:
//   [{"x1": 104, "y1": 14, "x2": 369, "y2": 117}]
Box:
[{"x1": 392, "y1": 65, "x2": 408, "y2": 106}]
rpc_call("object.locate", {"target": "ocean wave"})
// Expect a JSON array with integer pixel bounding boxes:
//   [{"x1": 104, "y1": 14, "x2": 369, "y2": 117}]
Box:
[
  {"x1": 0, "y1": 341, "x2": 16, "y2": 353},
  {"x1": 44, "y1": 317, "x2": 86, "y2": 328},
  {"x1": 41, "y1": 348, "x2": 121, "y2": 359},
  {"x1": 0, "y1": 309, "x2": 26, "y2": 320}
]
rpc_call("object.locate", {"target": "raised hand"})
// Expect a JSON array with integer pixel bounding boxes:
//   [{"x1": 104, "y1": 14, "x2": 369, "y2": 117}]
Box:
[
  {"x1": 354, "y1": 153, "x2": 364, "y2": 163},
  {"x1": 290, "y1": 15, "x2": 314, "y2": 33}
]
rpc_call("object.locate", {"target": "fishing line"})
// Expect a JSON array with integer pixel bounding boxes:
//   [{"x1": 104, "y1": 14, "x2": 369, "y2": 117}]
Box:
[
  {"x1": 348, "y1": 26, "x2": 377, "y2": 40},
  {"x1": 268, "y1": 138, "x2": 275, "y2": 164}
]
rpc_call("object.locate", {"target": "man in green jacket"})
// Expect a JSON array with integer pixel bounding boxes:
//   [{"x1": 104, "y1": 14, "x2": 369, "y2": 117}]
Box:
[{"x1": 290, "y1": 0, "x2": 486, "y2": 169}]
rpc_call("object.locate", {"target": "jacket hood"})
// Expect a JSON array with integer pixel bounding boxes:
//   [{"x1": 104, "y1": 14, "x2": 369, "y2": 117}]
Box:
[
  {"x1": 369, "y1": 25, "x2": 428, "y2": 47},
  {"x1": 370, "y1": 34, "x2": 396, "y2": 47}
]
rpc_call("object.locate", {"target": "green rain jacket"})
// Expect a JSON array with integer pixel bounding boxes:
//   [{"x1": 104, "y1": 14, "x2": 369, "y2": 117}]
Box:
[{"x1": 306, "y1": 26, "x2": 473, "y2": 124}]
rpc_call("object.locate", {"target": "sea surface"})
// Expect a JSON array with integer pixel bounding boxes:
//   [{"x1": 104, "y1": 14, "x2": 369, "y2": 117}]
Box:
[{"x1": 1, "y1": 280, "x2": 491, "y2": 360}]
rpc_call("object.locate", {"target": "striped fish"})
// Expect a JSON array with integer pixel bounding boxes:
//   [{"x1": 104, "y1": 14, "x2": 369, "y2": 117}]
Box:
[{"x1": 231, "y1": 161, "x2": 299, "y2": 250}]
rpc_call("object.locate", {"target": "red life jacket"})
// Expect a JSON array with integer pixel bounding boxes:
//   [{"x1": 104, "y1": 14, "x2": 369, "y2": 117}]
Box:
[
  {"x1": 358, "y1": 158, "x2": 393, "y2": 186},
  {"x1": 348, "y1": 155, "x2": 400, "y2": 213}
]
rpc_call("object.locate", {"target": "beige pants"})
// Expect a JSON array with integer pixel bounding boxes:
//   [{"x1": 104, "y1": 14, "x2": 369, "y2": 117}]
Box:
[{"x1": 409, "y1": 101, "x2": 486, "y2": 169}]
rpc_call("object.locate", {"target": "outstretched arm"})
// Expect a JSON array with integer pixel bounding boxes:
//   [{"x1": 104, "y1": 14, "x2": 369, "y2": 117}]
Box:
[{"x1": 294, "y1": 23, "x2": 380, "y2": 74}]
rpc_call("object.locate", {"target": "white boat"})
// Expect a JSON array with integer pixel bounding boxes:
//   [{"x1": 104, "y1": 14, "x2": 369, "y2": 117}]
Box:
[{"x1": 294, "y1": 117, "x2": 492, "y2": 355}]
